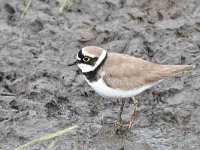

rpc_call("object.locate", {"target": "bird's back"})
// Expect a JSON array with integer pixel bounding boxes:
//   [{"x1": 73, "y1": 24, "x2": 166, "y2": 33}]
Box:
[{"x1": 98, "y1": 52, "x2": 193, "y2": 90}]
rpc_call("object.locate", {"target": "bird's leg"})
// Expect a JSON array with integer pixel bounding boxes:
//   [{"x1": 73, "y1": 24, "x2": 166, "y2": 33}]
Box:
[
  {"x1": 128, "y1": 97, "x2": 138, "y2": 129},
  {"x1": 118, "y1": 99, "x2": 126, "y2": 124}
]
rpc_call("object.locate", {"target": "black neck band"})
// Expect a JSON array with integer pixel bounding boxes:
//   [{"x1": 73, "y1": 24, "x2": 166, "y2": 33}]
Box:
[{"x1": 83, "y1": 53, "x2": 107, "y2": 82}]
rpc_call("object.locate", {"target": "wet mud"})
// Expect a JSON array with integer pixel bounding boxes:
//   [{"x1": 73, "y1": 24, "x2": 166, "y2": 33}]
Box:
[{"x1": 0, "y1": 0, "x2": 200, "y2": 149}]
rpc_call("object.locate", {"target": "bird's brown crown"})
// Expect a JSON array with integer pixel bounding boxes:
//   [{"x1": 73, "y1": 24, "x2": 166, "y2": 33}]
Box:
[{"x1": 82, "y1": 46, "x2": 104, "y2": 58}]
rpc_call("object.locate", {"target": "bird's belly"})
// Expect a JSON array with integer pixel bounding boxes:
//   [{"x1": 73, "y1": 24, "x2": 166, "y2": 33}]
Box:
[{"x1": 85, "y1": 77, "x2": 155, "y2": 98}]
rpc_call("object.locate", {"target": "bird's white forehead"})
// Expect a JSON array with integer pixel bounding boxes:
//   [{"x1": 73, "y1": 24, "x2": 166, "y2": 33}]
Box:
[{"x1": 76, "y1": 54, "x2": 81, "y2": 60}]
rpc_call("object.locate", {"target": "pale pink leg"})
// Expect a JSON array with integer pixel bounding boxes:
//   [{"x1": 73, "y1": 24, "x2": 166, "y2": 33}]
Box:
[{"x1": 128, "y1": 97, "x2": 138, "y2": 129}]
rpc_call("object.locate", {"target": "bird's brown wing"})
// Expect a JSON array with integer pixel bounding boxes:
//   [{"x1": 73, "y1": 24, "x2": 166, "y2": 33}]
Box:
[{"x1": 99, "y1": 52, "x2": 193, "y2": 90}]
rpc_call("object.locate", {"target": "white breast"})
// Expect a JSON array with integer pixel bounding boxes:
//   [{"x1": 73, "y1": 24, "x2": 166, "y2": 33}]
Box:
[{"x1": 85, "y1": 77, "x2": 155, "y2": 98}]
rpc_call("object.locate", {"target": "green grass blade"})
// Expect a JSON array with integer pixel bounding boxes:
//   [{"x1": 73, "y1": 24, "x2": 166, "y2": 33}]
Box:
[
  {"x1": 15, "y1": 125, "x2": 78, "y2": 150},
  {"x1": 21, "y1": 0, "x2": 32, "y2": 19},
  {"x1": 59, "y1": 0, "x2": 72, "y2": 13},
  {"x1": 47, "y1": 141, "x2": 56, "y2": 150}
]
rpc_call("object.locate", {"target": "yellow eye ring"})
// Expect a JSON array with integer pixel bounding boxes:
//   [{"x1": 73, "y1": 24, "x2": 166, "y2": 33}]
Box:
[{"x1": 83, "y1": 56, "x2": 91, "y2": 62}]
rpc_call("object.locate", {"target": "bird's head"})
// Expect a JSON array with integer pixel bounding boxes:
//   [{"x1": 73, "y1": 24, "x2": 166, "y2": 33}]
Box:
[{"x1": 76, "y1": 46, "x2": 107, "y2": 73}]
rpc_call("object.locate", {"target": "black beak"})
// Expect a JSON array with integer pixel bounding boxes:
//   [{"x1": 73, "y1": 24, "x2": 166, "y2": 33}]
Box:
[
  {"x1": 68, "y1": 60, "x2": 78, "y2": 66},
  {"x1": 68, "y1": 54, "x2": 78, "y2": 66}
]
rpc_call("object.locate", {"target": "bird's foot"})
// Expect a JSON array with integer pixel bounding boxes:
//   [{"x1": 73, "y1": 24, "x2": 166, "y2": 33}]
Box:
[
  {"x1": 115, "y1": 121, "x2": 133, "y2": 130},
  {"x1": 115, "y1": 121, "x2": 132, "y2": 134}
]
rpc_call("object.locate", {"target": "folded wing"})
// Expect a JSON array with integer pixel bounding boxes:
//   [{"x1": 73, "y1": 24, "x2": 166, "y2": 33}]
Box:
[{"x1": 100, "y1": 53, "x2": 193, "y2": 90}]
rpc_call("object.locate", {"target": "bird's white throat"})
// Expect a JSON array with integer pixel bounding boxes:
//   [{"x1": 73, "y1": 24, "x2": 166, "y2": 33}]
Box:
[{"x1": 78, "y1": 50, "x2": 107, "y2": 73}]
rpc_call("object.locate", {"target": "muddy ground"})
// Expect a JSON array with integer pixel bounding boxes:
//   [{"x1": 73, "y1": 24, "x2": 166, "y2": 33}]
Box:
[{"x1": 0, "y1": 0, "x2": 200, "y2": 149}]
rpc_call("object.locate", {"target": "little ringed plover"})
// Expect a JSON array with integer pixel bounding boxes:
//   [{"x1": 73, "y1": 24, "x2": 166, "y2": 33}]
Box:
[{"x1": 76, "y1": 46, "x2": 194, "y2": 129}]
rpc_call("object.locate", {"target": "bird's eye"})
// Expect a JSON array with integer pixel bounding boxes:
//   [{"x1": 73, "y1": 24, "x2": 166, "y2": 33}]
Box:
[{"x1": 83, "y1": 56, "x2": 91, "y2": 62}]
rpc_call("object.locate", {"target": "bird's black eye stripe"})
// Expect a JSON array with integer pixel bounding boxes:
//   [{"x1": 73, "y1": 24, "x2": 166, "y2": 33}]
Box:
[
  {"x1": 77, "y1": 50, "x2": 98, "y2": 65},
  {"x1": 89, "y1": 57, "x2": 98, "y2": 64}
]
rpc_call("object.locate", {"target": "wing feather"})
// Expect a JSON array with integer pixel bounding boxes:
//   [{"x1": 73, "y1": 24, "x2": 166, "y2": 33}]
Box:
[{"x1": 98, "y1": 52, "x2": 192, "y2": 90}]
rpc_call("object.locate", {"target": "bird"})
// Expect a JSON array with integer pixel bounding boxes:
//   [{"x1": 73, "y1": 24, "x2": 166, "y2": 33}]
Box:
[{"x1": 75, "y1": 46, "x2": 194, "y2": 129}]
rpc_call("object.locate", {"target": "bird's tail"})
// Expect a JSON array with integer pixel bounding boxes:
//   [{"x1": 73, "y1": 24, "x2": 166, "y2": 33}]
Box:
[{"x1": 157, "y1": 64, "x2": 195, "y2": 78}]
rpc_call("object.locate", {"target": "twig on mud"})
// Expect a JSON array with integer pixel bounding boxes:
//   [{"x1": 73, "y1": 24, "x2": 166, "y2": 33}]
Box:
[
  {"x1": 21, "y1": 0, "x2": 32, "y2": 19},
  {"x1": 0, "y1": 39, "x2": 17, "y2": 50},
  {"x1": 0, "y1": 92, "x2": 16, "y2": 96},
  {"x1": 59, "y1": 0, "x2": 72, "y2": 13}
]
